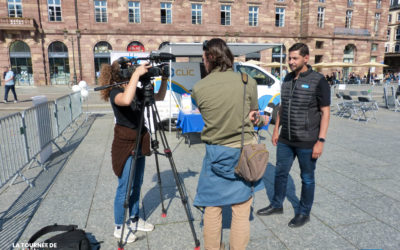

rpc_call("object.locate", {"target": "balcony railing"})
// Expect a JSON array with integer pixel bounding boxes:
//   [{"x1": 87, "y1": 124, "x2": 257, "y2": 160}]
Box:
[
  {"x1": 334, "y1": 27, "x2": 370, "y2": 37},
  {"x1": 0, "y1": 17, "x2": 37, "y2": 31}
]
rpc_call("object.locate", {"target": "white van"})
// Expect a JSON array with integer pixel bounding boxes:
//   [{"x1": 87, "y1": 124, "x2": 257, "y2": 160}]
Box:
[
  {"x1": 234, "y1": 62, "x2": 281, "y2": 120},
  {"x1": 154, "y1": 61, "x2": 281, "y2": 125}
]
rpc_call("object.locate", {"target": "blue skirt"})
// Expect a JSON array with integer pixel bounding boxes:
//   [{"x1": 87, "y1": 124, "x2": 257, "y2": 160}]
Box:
[{"x1": 193, "y1": 144, "x2": 264, "y2": 208}]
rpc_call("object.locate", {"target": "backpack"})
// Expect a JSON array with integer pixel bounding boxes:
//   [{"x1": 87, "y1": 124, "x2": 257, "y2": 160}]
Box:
[{"x1": 28, "y1": 224, "x2": 91, "y2": 250}]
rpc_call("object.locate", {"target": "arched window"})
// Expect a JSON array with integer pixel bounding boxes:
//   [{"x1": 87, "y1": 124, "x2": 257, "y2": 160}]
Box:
[
  {"x1": 127, "y1": 41, "x2": 145, "y2": 52},
  {"x1": 48, "y1": 41, "x2": 70, "y2": 85},
  {"x1": 395, "y1": 44, "x2": 400, "y2": 52},
  {"x1": 9, "y1": 41, "x2": 33, "y2": 85},
  {"x1": 94, "y1": 41, "x2": 112, "y2": 79}
]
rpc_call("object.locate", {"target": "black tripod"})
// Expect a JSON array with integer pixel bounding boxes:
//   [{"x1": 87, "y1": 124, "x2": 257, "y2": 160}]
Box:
[{"x1": 117, "y1": 79, "x2": 200, "y2": 250}]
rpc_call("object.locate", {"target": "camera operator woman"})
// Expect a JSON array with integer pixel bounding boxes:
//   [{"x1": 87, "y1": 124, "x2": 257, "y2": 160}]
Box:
[
  {"x1": 192, "y1": 38, "x2": 268, "y2": 250},
  {"x1": 99, "y1": 60, "x2": 168, "y2": 243}
]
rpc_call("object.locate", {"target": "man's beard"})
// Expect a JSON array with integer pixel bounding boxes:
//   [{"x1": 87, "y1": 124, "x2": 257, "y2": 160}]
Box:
[{"x1": 290, "y1": 63, "x2": 305, "y2": 73}]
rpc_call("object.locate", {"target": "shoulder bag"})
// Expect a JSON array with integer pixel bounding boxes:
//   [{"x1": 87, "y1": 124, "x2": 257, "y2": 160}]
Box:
[{"x1": 234, "y1": 73, "x2": 269, "y2": 182}]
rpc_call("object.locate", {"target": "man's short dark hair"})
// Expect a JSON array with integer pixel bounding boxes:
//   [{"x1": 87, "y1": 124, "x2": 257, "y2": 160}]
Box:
[{"x1": 289, "y1": 43, "x2": 309, "y2": 57}]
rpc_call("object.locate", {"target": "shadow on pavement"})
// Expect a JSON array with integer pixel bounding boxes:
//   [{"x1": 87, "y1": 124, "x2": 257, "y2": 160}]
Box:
[
  {"x1": 220, "y1": 162, "x2": 300, "y2": 230},
  {"x1": 0, "y1": 114, "x2": 98, "y2": 250},
  {"x1": 142, "y1": 169, "x2": 198, "y2": 220},
  {"x1": 262, "y1": 163, "x2": 300, "y2": 215}
]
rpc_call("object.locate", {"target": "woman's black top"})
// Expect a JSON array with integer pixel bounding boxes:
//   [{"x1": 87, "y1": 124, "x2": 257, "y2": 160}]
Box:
[{"x1": 110, "y1": 87, "x2": 144, "y2": 130}]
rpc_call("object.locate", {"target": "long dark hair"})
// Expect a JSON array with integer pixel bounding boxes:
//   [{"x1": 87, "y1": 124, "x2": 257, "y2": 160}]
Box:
[
  {"x1": 203, "y1": 38, "x2": 233, "y2": 72},
  {"x1": 99, "y1": 60, "x2": 125, "y2": 101}
]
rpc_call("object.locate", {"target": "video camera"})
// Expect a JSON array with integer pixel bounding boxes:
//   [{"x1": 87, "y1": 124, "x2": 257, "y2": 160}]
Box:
[
  {"x1": 118, "y1": 52, "x2": 174, "y2": 81},
  {"x1": 93, "y1": 51, "x2": 175, "y2": 106}
]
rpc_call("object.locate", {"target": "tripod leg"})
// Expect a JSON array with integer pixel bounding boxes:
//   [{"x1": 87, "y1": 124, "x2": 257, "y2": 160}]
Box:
[
  {"x1": 151, "y1": 104, "x2": 201, "y2": 249},
  {"x1": 118, "y1": 107, "x2": 146, "y2": 249},
  {"x1": 146, "y1": 107, "x2": 167, "y2": 217}
]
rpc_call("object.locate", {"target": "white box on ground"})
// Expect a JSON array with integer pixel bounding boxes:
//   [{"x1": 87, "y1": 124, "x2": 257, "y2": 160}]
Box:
[{"x1": 31, "y1": 95, "x2": 52, "y2": 164}]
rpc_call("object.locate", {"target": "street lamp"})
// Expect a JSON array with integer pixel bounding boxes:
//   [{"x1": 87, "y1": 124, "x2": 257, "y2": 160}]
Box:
[{"x1": 63, "y1": 30, "x2": 77, "y2": 86}]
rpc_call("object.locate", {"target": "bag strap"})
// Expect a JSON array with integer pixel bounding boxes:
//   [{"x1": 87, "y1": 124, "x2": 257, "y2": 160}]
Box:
[
  {"x1": 240, "y1": 72, "x2": 248, "y2": 149},
  {"x1": 28, "y1": 224, "x2": 78, "y2": 245}
]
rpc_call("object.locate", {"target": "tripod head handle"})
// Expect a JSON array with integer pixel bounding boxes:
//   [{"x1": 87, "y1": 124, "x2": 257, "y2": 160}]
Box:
[{"x1": 93, "y1": 81, "x2": 129, "y2": 91}]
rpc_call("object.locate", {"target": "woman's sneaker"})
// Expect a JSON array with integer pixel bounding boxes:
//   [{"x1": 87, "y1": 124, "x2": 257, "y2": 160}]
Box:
[
  {"x1": 129, "y1": 218, "x2": 154, "y2": 232},
  {"x1": 114, "y1": 226, "x2": 137, "y2": 243}
]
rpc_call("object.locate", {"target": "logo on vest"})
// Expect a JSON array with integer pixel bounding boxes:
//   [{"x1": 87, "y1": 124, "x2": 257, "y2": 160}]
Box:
[{"x1": 301, "y1": 84, "x2": 310, "y2": 89}]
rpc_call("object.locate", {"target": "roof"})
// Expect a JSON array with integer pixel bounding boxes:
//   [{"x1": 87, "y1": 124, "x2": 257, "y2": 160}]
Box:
[{"x1": 157, "y1": 42, "x2": 282, "y2": 57}]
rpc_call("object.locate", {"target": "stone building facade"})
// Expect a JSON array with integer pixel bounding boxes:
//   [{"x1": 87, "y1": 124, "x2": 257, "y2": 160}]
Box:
[
  {"x1": 385, "y1": 0, "x2": 400, "y2": 72},
  {"x1": 0, "y1": 0, "x2": 388, "y2": 86}
]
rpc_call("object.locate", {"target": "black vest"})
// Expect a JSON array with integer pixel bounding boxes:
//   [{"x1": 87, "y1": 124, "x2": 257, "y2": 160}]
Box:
[{"x1": 280, "y1": 66, "x2": 322, "y2": 142}]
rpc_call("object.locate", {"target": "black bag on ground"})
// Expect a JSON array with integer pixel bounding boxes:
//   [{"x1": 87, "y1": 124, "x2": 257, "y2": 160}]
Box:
[{"x1": 28, "y1": 224, "x2": 91, "y2": 250}]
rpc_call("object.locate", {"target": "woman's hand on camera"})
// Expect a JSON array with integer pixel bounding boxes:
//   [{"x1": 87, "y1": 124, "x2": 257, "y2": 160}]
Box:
[{"x1": 132, "y1": 63, "x2": 152, "y2": 78}]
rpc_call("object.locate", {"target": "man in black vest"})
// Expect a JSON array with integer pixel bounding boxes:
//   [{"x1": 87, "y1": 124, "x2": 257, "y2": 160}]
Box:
[{"x1": 257, "y1": 43, "x2": 330, "y2": 227}]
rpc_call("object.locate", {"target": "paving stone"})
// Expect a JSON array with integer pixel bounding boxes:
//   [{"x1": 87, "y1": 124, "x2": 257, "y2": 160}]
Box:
[
  {"x1": 311, "y1": 188, "x2": 373, "y2": 228},
  {"x1": 334, "y1": 220, "x2": 400, "y2": 250},
  {"x1": 2, "y1": 103, "x2": 400, "y2": 249},
  {"x1": 351, "y1": 195, "x2": 400, "y2": 231}
]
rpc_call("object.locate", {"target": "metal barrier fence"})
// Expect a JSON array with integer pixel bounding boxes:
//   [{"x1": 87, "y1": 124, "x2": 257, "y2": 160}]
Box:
[
  {"x1": 0, "y1": 92, "x2": 82, "y2": 189},
  {"x1": 0, "y1": 113, "x2": 29, "y2": 187}
]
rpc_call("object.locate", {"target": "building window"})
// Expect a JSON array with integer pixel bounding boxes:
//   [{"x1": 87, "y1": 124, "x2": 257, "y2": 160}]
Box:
[
  {"x1": 221, "y1": 5, "x2": 231, "y2": 25},
  {"x1": 48, "y1": 0, "x2": 62, "y2": 22},
  {"x1": 94, "y1": 41, "x2": 112, "y2": 79},
  {"x1": 316, "y1": 41, "x2": 324, "y2": 49},
  {"x1": 376, "y1": 0, "x2": 382, "y2": 9},
  {"x1": 48, "y1": 41, "x2": 69, "y2": 85},
  {"x1": 374, "y1": 13, "x2": 380, "y2": 33},
  {"x1": 94, "y1": 0, "x2": 107, "y2": 23},
  {"x1": 317, "y1": 7, "x2": 325, "y2": 28},
  {"x1": 161, "y1": 2, "x2": 172, "y2": 24},
  {"x1": 396, "y1": 28, "x2": 400, "y2": 40},
  {"x1": 347, "y1": 0, "x2": 353, "y2": 8},
  {"x1": 345, "y1": 10, "x2": 352, "y2": 28},
  {"x1": 319, "y1": 0, "x2": 325, "y2": 2},
  {"x1": 385, "y1": 44, "x2": 388, "y2": 53},
  {"x1": 249, "y1": 6, "x2": 259, "y2": 27},
  {"x1": 395, "y1": 44, "x2": 400, "y2": 52},
  {"x1": 8, "y1": 0, "x2": 23, "y2": 17},
  {"x1": 9, "y1": 41, "x2": 33, "y2": 85},
  {"x1": 388, "y1": 29, "x2": 391, "y2": 40},
  {"x1": 127, "y1": 41, "x2": 145, "y2": 52},
  {"x1": 388, "y1": 14, "x2": 392, "y2": 24},
  {"x1": 315, "y1": 55, "x2": 323, "y2": 64},
  {"x1": 371, "y1": 44, "x2": 378, "y2": 51},
  {"x1": 128, "y1": 1, "x2": 140, "y2": 23},
  {"x1": 275, "y1": 7, "x2": 285, "y2": 27},
  {"x1": 192, "y1": 3, "x2": 202, "y2": 25}
]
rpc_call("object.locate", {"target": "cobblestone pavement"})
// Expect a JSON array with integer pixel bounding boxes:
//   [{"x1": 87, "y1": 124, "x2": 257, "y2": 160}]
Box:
[{"x1": 0, "y1": 84, "x2": 399, "y2": 249}]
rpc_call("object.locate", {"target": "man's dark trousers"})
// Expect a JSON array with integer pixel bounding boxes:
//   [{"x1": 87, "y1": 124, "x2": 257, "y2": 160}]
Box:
[
  {"x1": 4, "y1": 85, "x2": 17, "y2": 101},
  {"x1": 271, "y1": 142, "x2": 317, "y2": 215}
]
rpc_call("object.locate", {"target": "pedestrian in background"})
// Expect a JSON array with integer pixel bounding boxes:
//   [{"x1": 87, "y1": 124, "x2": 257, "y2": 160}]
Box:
[
  {"x1": 257, "y1": 43, "x2": 330, "y2": 228},
  {"x1": 192, "y1": 38, "x2": 268, "y2": 250},
  {"x1": 3, "y1": 66, "x2": 18, "y2": 103}
]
